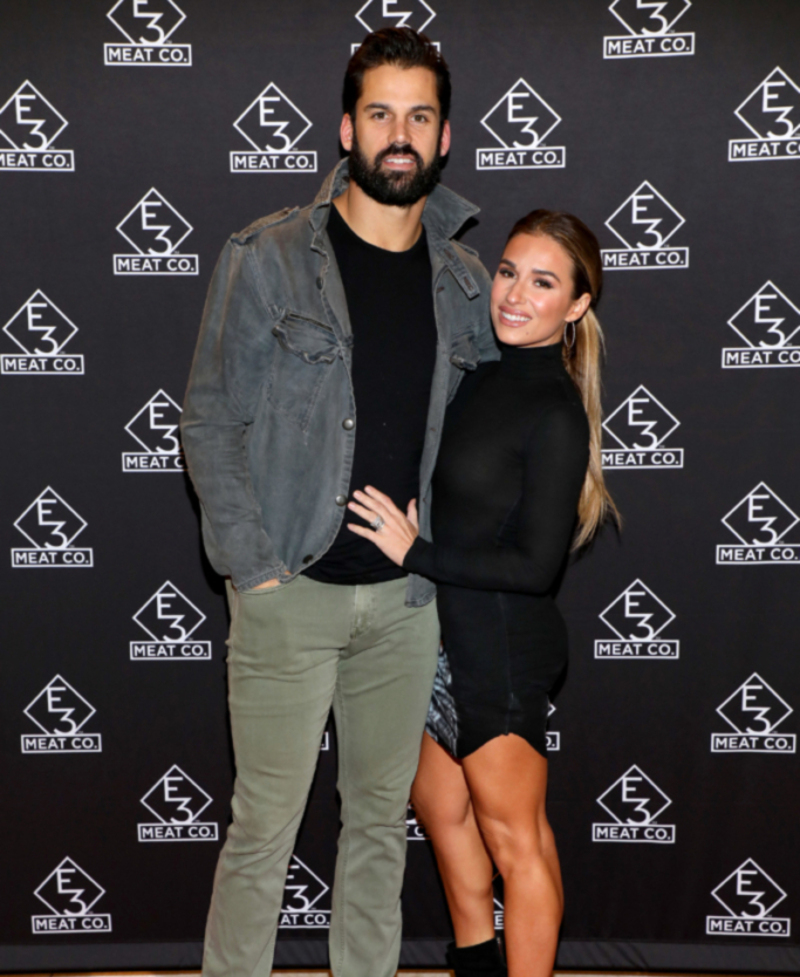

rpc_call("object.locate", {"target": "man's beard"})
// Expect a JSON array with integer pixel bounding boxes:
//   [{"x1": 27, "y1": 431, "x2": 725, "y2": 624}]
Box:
[{"x1": 348, "y1": 129, "x2": 442, "y2": 207}]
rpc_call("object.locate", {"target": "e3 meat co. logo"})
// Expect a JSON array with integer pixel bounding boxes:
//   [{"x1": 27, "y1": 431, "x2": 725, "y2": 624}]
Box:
[
  {"x1": 546, "y1": 701, "x2": 560, "y2": 752},
  {"x1": 353, "y1": 0, "x2": 436, "y2": 52},
  {"x1": 12, "y1": 488, "x2": 93, "y2": 568},
  {"x1": 137, "y1": 765, "x2": 219, "y2": 841},
  {"x1": 717, "y1": 483, "x2": 800, "y2": 565},
  {"x1": 105, "y1": 0, "x2": 191, "y2": 65},
  {"x1": 603, "y1": 0, "x2": 695, "y2": 59},
  {"x1": 712, "y1": 674, "x2": 795, "y2": 755},
  {"x1": 130, "y1": 581, "x2": 212, "y2": 660},
  {"x1": 230, "y1": 83, "x2": 317, "y2": 174},
  {"x1": 602, "y1": 181, "x2": 688, "y2": 269},
  {"x1": 114, "y1": 189, "x2": 198, "y2": 275},
  {"x1": 279, "y1": 856, "x2": 331, "y2": 929},
  {"x1": 707, "y1": 860, "x2": 790, "y2": 937},
  {"x1": 21, "y1": 675, "x2": 102, "y2": 755},
  {"x1": 603, "y1": 385, "x2": 683, "y2": 469},
  {"x1": 729, "y1": 67, "x2": 800, "y2": 162},
  {"x1": 595, "y1": 580, "x2": 679, "y2": 659},
  {"x1": 0, "y1": 81, "x2": 74, "y2": 172},
  {"x1": 32, "y1": 858, "x2": 111, "y2": 934},
  {"x1": 2, "y1": 290, "x2": 84, "y2": 376},
  {"x1": 722, "y1": 282, "x2": 800, "y2": 369},
  {"x1": 493, "y1": 877, "x2": 506, "y2": 930},
  {"x1": 592, "y1": 765, "x2": 676, "y2": 843},
  {"x1": 476, "y1": 79, "x2": 565, "y2": 172},
  {"x1": 122, "y1": 390, "x2": 185, "y2": 471},
  {"x1": 407, "y1": 803, "x2": 428, "y2": 841}
]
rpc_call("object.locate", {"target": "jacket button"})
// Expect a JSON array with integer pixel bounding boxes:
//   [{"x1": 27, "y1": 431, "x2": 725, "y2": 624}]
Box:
[
  {"x1": 342, "y1": 417, "x2": 355, "y2": 430},
  {"x1": 316, "y1": 276, "x2": 323, "y2": 289},
  {"x1": 302, "y1": 554, "x2": 314, "y2": 564},
  {"x1": 335, "y1": 494, "x2": 347, "y2": 506}
]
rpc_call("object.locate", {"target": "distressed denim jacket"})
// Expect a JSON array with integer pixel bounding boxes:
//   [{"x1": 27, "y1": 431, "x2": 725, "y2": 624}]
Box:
[{"x1": 181, "y1": 159, "x2": 498, "y2": 605}]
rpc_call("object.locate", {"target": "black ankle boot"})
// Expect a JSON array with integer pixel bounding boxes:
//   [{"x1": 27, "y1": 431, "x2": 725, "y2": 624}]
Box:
[{"x1": 446, "y1": 937, "x2": 507, "y2": 977}]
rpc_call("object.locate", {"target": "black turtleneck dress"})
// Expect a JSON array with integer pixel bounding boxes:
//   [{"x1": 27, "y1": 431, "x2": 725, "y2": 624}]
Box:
[{"x1": 403, "y1": 342, "x2": 590, "y2": 759}]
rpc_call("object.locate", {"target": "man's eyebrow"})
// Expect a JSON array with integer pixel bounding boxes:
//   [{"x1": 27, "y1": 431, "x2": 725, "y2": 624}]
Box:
[{"x1": 361, "y1": 102, "x2": 438, "y2": 114}]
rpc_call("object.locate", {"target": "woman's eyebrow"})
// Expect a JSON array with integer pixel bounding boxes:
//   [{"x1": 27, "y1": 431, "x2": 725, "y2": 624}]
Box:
[{"x1": 531, "y1": 267, "x2": 560, "y2": 281}]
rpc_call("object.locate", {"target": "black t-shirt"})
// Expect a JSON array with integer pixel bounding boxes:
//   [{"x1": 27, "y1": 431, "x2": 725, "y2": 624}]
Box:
[{"x1": 304, "y1": 203, "x2": 437, "y2": 585}]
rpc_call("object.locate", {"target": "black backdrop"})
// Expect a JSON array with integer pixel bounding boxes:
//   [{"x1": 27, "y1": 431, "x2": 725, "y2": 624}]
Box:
[{"x1": 2, "y1": 0, "x2": 800, "y2": 972}]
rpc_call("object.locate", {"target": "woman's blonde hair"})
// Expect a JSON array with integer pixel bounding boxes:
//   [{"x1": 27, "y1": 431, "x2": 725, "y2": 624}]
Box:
[{"x1": 507, "y1": 209, "x2": 620, "y2": 547}]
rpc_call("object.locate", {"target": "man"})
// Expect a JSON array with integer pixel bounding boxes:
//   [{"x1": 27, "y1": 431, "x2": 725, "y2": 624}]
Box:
[{"x1": 181, "y1": 27, "x2": 497, "y2": 977}]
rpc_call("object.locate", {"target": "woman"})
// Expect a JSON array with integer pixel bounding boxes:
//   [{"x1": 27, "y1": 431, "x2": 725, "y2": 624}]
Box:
[{"x1": 347, "y1": 210, "x2": 617, "y2": 977}]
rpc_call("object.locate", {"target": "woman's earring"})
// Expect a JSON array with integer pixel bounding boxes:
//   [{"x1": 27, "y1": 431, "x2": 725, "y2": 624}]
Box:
[{"x1": 564, "y1": 320, "x2": 576, "y2": 349}]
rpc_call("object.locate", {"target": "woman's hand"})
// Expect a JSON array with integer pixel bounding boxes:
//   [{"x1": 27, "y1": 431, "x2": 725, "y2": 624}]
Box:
[{"x1": 347, "y1": 486, "x2": 419, "y2": 566}]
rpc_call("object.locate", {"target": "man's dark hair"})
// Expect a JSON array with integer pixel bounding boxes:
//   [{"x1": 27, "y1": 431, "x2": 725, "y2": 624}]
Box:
[{"x1": 343, "y1": 27, "x2": 451, "y2": 123}]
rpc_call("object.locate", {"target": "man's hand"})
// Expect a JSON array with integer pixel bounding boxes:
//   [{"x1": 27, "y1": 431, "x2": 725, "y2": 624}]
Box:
[{"x1": 347, "y1": 487, "x2": 419, "y2": 566}]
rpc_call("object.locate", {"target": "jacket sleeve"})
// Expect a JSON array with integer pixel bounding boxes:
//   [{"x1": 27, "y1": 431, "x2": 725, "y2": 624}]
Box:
[
  {"x1": 180, "y1": 240, "x2": 285, "y2": 591},
  {"x1": 472, "y1": 260, "x2": 500, "y2": 364},
  {"x1": 403, "y1": 405, "x2": 589, "y2": 593}
]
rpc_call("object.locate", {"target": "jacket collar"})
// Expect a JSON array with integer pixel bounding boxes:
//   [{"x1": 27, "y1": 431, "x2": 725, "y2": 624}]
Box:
[{"x1": 309, "y1": 158, "x2": 481, "y2": 296}]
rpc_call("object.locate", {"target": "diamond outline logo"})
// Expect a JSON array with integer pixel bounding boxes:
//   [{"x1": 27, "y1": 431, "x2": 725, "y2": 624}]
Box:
[
  {"x1": 721, "y1": 482, "x2": 800, "y2": 546},
  {"x1": 116, "y1": 188, "x2": 193, "y2": 257},
  {"x1": 493, "y1": 872, "x2": 504, "y2": 914},
  {"x1": 609, "y1": 0, "x2": 691, "y2": 36},
  {"x1": 14, "y1": 487, "x2": 87, "y2": 550},
  {"x1": 712, "y1": 859, "x2": 787, "y2": 919},
  {"x1": 140, "y1": 764, "x2": 213, "y2": 824},
  {"x1": 480, "y1": 79, "x2": 562, "y2": 151},
  {"x1": 34, "y1": 857, "x2": 105, "y2": 917},
  {"x1": 132, "y1": 580, "x2": 206, "y2": 642},
  {"x1": 734, "y1": 67, "x2": 800, "y2": 141},
  {"x1": 124, "y1": 389, "x2": 183, "y2": 453},
  {"x1": 596, "y1": 764, "x2": 672, "y2": 825},
  {"x1": 2, "y1": 289, "x2": 78, "y2": 356},
  {"x1": 233, "y1": 83, "x2": 312, "y2": 153},
  {"x1": 283, "y1": 855, "x2": 330, "y2": 913},
  {"x1": 106, "y1": 0, "x2": 186, "y2": 45},
  {"x1": 717, "y1": 673, "x2": 793, "y2": 735},
  {"x1": 603, "y1": 384, "x2": 680, "y2": 449},
  {"x1": 24, "y1": 675, "x2": 96, "y2": 736},
  {"x1": 355, "y1": 0, "x2": 436, "y2": 33},
  {"x1": 727, "y1": 281, "x2": 800, "y2": 349},
  {"x1": 0, "y1": 80, "x2": 68, "y2": 151},
  {"x1": 605, "y1": 180, "x2": 685, "y2": 250},
  {"x1": 599, "y1": 579, "x2": 676, "y2": 641}
]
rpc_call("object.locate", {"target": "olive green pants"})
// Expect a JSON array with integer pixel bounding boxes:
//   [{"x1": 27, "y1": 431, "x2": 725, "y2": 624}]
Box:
[{"x1": 202, "y1": 575, "x2": 440, "y2": 977}]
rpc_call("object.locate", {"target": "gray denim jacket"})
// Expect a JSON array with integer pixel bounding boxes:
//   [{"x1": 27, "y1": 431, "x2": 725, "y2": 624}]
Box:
[{"x1": 181, "y1": 159, "x2": 498, "y2": 605}]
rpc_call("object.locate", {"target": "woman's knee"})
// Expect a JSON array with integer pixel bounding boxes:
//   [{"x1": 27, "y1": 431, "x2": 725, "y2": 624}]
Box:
[{"x1": 480, "y1": 818, "x2": 545, "y2": 878}]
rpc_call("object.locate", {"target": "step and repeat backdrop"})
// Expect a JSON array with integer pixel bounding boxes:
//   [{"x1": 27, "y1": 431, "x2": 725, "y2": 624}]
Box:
[{"x1": 1, "y1": 0, "x2": 799, "y2": 972}]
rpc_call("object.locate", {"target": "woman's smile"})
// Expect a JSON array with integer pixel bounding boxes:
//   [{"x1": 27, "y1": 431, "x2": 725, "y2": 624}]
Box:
[{"x1": 496, "y1": 306, "x2": 532, "y2": 327}]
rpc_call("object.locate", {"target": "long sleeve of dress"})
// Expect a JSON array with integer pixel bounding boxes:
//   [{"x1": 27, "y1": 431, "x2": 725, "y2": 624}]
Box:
[{"x1": 403, "y1": 402, "x2": 589, "y2": 595}]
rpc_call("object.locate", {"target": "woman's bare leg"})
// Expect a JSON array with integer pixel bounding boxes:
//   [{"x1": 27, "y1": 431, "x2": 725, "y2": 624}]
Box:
[
  {"x1": 462, "y1": 734, "x2": 562, "y2": 977},
  {"x1": 411, "y1": 733, "x2": 496, "y2": 947}
]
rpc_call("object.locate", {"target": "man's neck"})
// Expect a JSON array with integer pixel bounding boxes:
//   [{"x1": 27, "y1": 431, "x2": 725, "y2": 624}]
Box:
[{"x1": 332, "y1": 179, "x2": 427, "y2": 252}]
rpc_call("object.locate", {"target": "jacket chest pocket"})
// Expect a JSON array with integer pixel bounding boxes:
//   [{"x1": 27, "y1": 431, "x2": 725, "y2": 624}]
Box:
[
  {"x1": 447, "y1": 329, "x2": 479, "y2": 403},
  {"x1": 266, "y1": 312, "x2": 340, "y2": 433}
]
